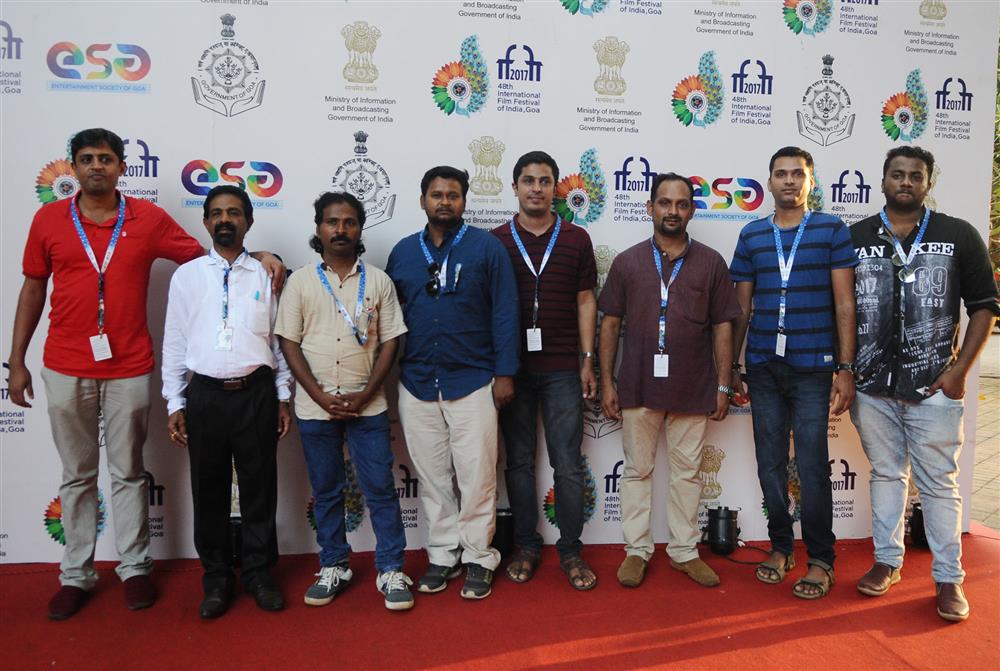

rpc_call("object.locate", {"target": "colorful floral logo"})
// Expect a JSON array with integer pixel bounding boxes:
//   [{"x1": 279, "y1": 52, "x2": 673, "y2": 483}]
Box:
[
  {"x1": 543, "y1": 456, "x2": 598, "y2": 527},
  {"x1": 808, "y1": 172, "x2": 824, "y2": 211},
  {"x1": 761, "y1": 457, "x2": 802, "y2": 522},
  {"x1": 431, "y1": 35, "x2": 488, "y2": 117},
  {"x1": 881, "y1": 69, "x2": 928, "y2": 142},
  {"x1": 559, "y1": 0, "x2": 609, "y2": 16},
  {"x1": 554, "y1": 148, "x2": 606, "y2": 226},
  {"x1": 44, "y1": 490, "x2": 107, "y2": 545},
  {"x1": 671, "y1": 51, "x2": 724, "y2": 128},
  {"x1": 306, "y1": 458, "x2": 366, "y2": 533},
  {"x1": 35, "y1": 158, "x2": 79, "y2": 203},
  {"x1": 782, "y1": 0, "x2": 831, "y2": 36}
]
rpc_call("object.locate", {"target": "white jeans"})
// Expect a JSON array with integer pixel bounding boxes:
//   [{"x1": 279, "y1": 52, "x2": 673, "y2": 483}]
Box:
[{"x1": 397, "y1": 382, "x2": 500, "y2": 570}]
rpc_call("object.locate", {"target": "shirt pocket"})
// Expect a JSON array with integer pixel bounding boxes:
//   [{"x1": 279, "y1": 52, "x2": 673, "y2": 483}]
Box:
[
  {"x1": 245, "y1": 299, "x2": 271, "y2": 335},
  {"x1": 677, "y1": 286, "x2": 709, "y2": 326}
]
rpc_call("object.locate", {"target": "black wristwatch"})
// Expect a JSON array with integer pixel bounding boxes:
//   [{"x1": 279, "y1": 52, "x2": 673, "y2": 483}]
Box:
[{"x1": 836, "y1": 362, "x2": 855, "y2": 373}]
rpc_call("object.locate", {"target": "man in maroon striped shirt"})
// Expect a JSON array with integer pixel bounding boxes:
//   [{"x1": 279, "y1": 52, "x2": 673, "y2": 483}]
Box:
[{"x1": 491, "y1": 151, "x2": 599, "y2": 590}]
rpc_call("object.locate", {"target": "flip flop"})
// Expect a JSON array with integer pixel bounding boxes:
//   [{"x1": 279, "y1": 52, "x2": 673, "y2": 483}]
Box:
[
  {"x1": 560, "y1": 554, "x2": 597, "y2": 591},
  {"x1": 505, "y1": 548, "x2": 541, "y2": 583}
]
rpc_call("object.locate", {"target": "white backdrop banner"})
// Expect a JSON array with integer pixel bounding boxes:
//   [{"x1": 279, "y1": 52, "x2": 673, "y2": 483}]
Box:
[{"x1": 1, "y1": 0, "x2": 996, "y2": 563}]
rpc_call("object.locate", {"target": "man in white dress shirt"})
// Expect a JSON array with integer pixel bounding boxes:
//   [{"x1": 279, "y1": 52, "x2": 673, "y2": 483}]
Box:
[{"x1": 162, "y1": 185, "x2": 292, "y2": 619}]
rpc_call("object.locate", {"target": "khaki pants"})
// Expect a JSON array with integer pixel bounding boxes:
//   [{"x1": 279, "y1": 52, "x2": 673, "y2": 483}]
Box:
[
  {"x1": 41, "y1": 367, "x2": 154, "y2": 589},
  {"x1": 621, "y1": 408, "x2": 707, "y2": 563},
  {"x1": 397, "y1": 382, "x2": 500, "y2": 570}
]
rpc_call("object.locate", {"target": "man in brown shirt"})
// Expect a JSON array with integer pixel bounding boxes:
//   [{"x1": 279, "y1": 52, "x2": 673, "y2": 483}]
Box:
[{"x1": 598, "y1": 173, "x2": 742, "y2": 588}]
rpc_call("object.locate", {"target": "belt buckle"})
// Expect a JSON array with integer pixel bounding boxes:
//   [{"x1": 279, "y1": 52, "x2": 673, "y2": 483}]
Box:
[{"x1": 222, "y1": 378, "x2": 243, "y2": 391}]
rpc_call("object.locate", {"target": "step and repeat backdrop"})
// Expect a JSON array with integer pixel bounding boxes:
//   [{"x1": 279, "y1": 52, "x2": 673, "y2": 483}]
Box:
[{"x1": 1, "y1": 0, "x2": 996, "y2": 563}]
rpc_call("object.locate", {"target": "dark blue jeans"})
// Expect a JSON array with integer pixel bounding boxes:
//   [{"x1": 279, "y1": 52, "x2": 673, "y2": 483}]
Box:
[
  {"x1": 746, "y1": 362, "x2": 836, "y2": 569},
  {"x1": 297, "y1": 412, "x2": 405, "y2": 572},
  {"x1": 500, "y1": 370, "x2": 586, "y2": 559}
]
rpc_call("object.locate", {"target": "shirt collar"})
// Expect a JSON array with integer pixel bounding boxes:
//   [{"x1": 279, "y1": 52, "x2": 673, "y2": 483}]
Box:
[
  {"x1": 209, "y1": 247, "x2": 250, "y2": 269},
  {"x1": 68, "y1": 190, "x2": 134, "y2": 226},
  {"x1": 652, "y1": 234, "x2": 692, "y2": 261},
  {"x1": 422, "y1": 218, "x2": 465, "y2": 249},
  {"x1": 511, "y1": 214, "x2": 561, "y2": 237},
  {"x1": 322, "y1": 257, "x2": 361, "y2": 279}
]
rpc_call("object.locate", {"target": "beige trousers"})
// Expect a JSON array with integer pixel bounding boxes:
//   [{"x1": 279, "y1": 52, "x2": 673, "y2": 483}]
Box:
[{"x1": 621, "y1": 407, "x2": 708, "y2": 563}]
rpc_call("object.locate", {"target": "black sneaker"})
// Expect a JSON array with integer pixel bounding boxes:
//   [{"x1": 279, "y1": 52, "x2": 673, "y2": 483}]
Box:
[
  {"x1": 461, "y1": 564, "x2": 493, "y2": 600},
  {"x1": 417, "y1": 563, "x2": 462, "y2": 593}
]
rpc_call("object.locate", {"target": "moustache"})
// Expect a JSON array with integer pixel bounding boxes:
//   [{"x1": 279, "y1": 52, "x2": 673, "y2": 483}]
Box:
[{"x1": 330, "y1": 235, "x2": 351, "y2": 244}]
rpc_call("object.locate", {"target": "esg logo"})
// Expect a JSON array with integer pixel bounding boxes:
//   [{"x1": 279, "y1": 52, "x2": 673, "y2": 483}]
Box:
[
  {"x1": 47, "y1": 42, "x2": 150, "y2": 80},
  {"x1": 181, "y1": 160, "x2": 284, "y2": 197},
  {"x1": 690, "y1": 176, "x2": 763, "y2": 211}
]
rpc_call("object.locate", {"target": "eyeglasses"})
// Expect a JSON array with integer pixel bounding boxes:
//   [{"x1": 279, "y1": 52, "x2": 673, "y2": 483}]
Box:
[{"x1": 425, "y1": 262, "x2": 440, "y2": 296}]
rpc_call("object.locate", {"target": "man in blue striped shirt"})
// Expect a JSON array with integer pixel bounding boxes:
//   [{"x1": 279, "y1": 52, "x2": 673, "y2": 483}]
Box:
[
  {"x1": 730, "y1": 146, "x2": 857, "y2": 600},
  {"x1": 386, "y1": 166, "x2": 520, "y2": 600}
]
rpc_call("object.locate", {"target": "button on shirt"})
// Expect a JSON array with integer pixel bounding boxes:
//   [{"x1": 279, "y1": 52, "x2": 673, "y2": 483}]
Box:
[
  {"x1": 274, "y1": 259, "x2": 407, "y2": 420},
  {"x1": 386, "y1": 222, "x2": 520, "y2": 401},
  {"x1": 162, "y1": 249, "x2": 291, "y2": 414}
]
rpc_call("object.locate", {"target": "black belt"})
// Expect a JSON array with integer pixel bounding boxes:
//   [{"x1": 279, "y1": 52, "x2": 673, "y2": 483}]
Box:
[{"x1": 192, "y1": 366, "x2": 272, "y2": 391}]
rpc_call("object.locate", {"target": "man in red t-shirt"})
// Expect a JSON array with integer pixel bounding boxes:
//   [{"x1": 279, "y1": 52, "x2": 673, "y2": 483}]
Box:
[{"x1": 8, "y1": 128, "x2": 283, "y2": 620}]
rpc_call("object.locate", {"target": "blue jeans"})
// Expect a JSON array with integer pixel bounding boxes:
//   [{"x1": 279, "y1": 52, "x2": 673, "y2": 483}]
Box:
[
  {"x1": 850, "y1": 391, "x2": 965, "y2": 584},
  {"x1": 500, "y1": 370, "x2": 586, "y2": 559},
  {"x1": 297, "y1": 412, "x2": 405, "y2": 572},
  {"x1": 746, "y1": 362, "x2": 835, "y2": 568}
]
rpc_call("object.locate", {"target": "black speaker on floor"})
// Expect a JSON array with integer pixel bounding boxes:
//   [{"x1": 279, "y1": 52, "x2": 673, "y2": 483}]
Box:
[
  {"x1": 908, "y1": 502, "x2": 929, "y2": 549},
  {"x1": 494, "y1": 508, "x2": 514, "y2": 559},
  {"x1": 704, "y1": 506, "x2": 740, "y2": 555}
]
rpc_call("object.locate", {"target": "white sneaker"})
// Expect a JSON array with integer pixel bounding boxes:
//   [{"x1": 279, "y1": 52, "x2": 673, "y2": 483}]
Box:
[
  {"x1": 376, "y1": 570, "x2": 414, "y2": 611},
  {"x1": 304, "y1": 565, "x2": 353, "y2": 606}
]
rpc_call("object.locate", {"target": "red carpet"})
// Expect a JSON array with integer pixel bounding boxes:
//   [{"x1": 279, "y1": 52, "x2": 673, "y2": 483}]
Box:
[{"x1": 3, "y1": 533, "x2": 998, "y2": 670}]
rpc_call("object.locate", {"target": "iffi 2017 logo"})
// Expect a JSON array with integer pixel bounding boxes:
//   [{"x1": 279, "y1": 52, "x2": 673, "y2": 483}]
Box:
[
  {"x1": 831, "y1": 169, "x2": 871, "y2": 204},
  {"x1": 731, "y1": 60, "x2": 773, "y2": 95},
  {"x1": 554, "y1": 148, "x2": 606, "y2": 226},
  {"x1": 192, "y1": 14, "x2": 265, "y2": 117},
  {"x1": 782, "y1": 0, "x2": 831, "y2": 36},
  {"x1": 1, "y1": 21, "x2": 23, "y2": 60},
  {"x1": 559, "y1": 0, "x2": 608, "y2": 16},
  {"x1": 497, "y1": 44, "x2": 542, "y2": 82},
  {"x1": 614, "y1": 157, "x2": 656, "y2": 195},
  {"x1": 307, "y1": 458, "x2": 366, "y2": 533},
  {"x1": 671, "y1": 51, "x2": 724, "y2": 128},
  {"x1": 543, "y1": 456, "x2": 598, "y2": 527},
  {"x1": 934, "y1": 77, "x2": 972, "y2": 112},
  {"x1": 881, "y1": 69, "x2": 927, "y2": 142},
  {"x1": 431, "y1": 35, "x2": 488, "y2": 117},
  {"x1": 45, "y1": 490, "x2": 107, "y2": 545}
]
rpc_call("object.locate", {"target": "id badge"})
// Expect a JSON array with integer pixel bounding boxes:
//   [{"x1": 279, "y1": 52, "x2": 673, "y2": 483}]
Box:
[
  {"x1": 526, "y1": 328, "x2": 543, "y2": 352},
  {"x1": 653, "y1": 354, "x2": 669, "y2": 378},
  {"x1": 216, "y1": 325, "x2": 234, "y2": 351},
  {"x1": 90, "y1": 334, "x2": 113, "y2": 361},
  {"x1": 775, "y1": 332, "x2": 787, "y2": 357}
]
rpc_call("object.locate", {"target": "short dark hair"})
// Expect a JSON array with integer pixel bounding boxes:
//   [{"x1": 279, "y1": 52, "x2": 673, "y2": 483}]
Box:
[
  {"x1": 70, "y1": 128, "x2": 125, "y2": 162},
  {"x1": 512, "y1": 151, "x2": 560, "y2": 184},
  {"x1": 420, "y1": 166, "x2": 470, "y2": 197},
  {"x1": 203, "y1": 185, "x2": 254, "y2": 224},
  {"x1": 649, "y1": 173, "x2": 695, "y2": 203},
  {"x1": 882, "y1": 145, "x2": 935, "y2": 178},
  {"x1": 310, "y1": 191, "x2": 366, "y2": 257},
  {"x1": 768, "y1": 146, "x2": 814, "y2": 174}
]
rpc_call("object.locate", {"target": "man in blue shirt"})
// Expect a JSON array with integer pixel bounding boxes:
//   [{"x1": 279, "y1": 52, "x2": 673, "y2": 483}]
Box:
[
  {"x1": 730, "y1": 146, "x2": 857, "y2": 600},
  {"x1": 386, "y1": 166, "x2": 519, "y2": 599}
]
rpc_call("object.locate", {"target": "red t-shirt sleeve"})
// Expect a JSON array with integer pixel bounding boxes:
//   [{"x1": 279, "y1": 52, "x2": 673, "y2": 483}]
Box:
[
  {"x1": 22, "y1": 209, "x2": 53, "y2": 279},
  {"x1": 154, "y1": 210, "x2": 203, "y2": 264}
]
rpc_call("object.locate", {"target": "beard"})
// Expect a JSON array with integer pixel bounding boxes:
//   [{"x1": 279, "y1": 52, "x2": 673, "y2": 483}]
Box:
[
  {"x1": 213, "y1": 223, "x2": 237, "y2": 248},
  {"x1": 885, "y1": 193, "x2": 924, "y2": 214},
  {"x1": 428, "y1": 212, "x2": 463, "y2": 228},
  {"x1": 657, "y1": 219, "x2": 686, "y2": 237}
]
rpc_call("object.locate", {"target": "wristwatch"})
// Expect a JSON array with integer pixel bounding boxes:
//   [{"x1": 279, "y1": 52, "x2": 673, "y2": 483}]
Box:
[
  {"x1": 581, "y1": 351, "x2": 595, "y2": 360},
  {"x1": 717, "y1": 384, "x2": 736, "y2": 397},
  {"x1": 836, "y1": 362, "x2": 855, "y2": 373}
]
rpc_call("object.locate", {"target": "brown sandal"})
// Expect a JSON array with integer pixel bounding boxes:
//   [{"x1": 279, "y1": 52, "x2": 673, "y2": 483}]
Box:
[
  {"x1": 560, "y1": 554, "x2": 597, "y2": 591},
  {"x1": 505, "y1": 548, "x2": 541, "y2": 583}
]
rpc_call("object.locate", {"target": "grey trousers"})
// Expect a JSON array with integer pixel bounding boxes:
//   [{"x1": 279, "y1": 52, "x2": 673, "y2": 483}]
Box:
[{"x1": 41, "y1": 367, "x2": 154, "y2": 589}]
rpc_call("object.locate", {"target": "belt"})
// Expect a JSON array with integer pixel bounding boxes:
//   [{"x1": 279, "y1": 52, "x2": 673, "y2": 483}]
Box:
[{"x1": 192, "y1": 366, "x2": 272, "y2": 391}]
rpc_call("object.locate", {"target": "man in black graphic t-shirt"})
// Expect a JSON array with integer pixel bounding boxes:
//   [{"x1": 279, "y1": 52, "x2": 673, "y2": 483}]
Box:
[{"x1": 849, "y1": 146, "x2": 999, "y2": 623}]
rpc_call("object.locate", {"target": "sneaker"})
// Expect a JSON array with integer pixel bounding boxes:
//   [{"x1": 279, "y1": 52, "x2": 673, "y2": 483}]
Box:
[
  {"x1": 460, "y1": 563, "x2": 493, "y2": 600},
  {"x1": 376, "y1": 570, "x2": 415, "y2": 611},
  {"x1": 417, "y1": 563, "x2": 462, "y2": 594},
  {"x1": 304, "y1": 565, "x2": 353, "y2": 606}
]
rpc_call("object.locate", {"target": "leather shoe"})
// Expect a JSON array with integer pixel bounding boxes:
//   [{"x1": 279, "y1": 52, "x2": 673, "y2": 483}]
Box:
[
  {"x1": 857, "y1": 563, "x2": 901, "y2": 597},
  {"x1": 249, "y1": 577, "x2": 285, "y2": 611},
  {"x1": 48, "y1": 585, "x2": 89, "y2": 620},
  {"x1": 199, "y1": 587, "x2": 233, "y2": 619},
  {"x1": 669, "y1": 557, "x2": 721, "y2": 587},
  {"x1": 123, "y1": 574, "x2": 157, "y2": 610},
  {"x1": 936, "y1": 582, "x2": 969, "y2": 622},
  {"x1": 617, "y1": 555, "x2": 648, "y2": 588}
]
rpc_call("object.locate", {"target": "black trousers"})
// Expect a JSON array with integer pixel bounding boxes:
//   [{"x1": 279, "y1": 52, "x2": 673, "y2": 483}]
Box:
[{"x1": 186, "y1": 367, "x2": 278, "y2": 591}]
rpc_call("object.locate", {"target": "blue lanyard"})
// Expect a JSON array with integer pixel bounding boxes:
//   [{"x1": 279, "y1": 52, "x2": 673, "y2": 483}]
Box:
[
  {"x1": 769, "y1": 210, "x2": 811, "y2": 332},
  {"x1": 509, "y1": 216, "x2": 561, "y2": 327},
  {"x1": 651, "y1": 239, "x2": 684, "y2": 353},
  {"x1": 879, "y1": 207, "x2": 932, "y2": 279},
  {"x1": 220, "y1": 250, "x2": 248, "y2": 325},
  {"x1": 419, "y1": 222, "x2": 468, "y2": 293},
  {"x1": 70, "y1": 195, "x2": 126, "y2": 334},
  {"x1": 316, "y1": 261, "x2": 368, "y2": 345}
]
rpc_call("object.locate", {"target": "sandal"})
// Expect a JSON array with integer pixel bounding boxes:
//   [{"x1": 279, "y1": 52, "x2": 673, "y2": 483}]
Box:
[
  {"x1": 505, "y1": 548, "x2": 541, "y2": 583},
  {"x1": 793, "y1": 564, "x2": 835, "y2": 600},
  {"x1": 755, "y1": 551, "x2": 795, "y2": 584},
  {"x1": 560, "y1": 555, "x2": 597, "y2": 591}
]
